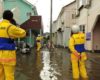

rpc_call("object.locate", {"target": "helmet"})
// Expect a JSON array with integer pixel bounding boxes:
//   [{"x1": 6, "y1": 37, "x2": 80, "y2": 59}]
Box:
[
  {"x1": 38, "y1": 34, "x2": 41, "y2": 36},
  {"x1": 3, "y1": 10, "x2": 13, "y2": 20},
  {"x1": 71, "y1": 25, "x2": 80, "y2": 33}
]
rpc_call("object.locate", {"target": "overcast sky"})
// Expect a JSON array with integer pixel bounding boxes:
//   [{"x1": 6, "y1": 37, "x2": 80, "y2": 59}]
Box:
[{"x1": 27, "y1": 0, "x2": 74, "y2": 33}]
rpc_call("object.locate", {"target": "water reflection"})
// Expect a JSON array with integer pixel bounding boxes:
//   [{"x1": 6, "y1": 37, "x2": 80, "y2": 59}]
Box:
[
  {"x1": 40, "y1": 50, "x2": 61, "y2": 80},
  {"x1": 15, "y1": 48, "x2": 100, "y2": 80},
  {"x1": 15, "y1": 49, "x2": 42, "y2": 80}
]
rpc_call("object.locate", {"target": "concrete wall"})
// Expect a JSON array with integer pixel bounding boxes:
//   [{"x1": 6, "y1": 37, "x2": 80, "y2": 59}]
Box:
[
  {"x1": 52, "y1": 1, "x2": 76, "y2": 47},
  {"x1": 63, "y1": 27, "x2": 71, "y2": 47},
  {"x1": 55, "y1": 1, "x2": 76, "y2": 47},
  {"x1": 76, "y1": 0, "x2": 100, "y2": 50},
  {"x1": 64, "y1": 2, "x2": 76, "y2": 27},
  {"x1": 57, "y1": 31, "x2": 63, "y2": 46},
  {"x1": 93, "y1": 17, "x2": 100, "y2": 50},
  {"x1": 52, "y1": 21, "x2": 57, "y2": 45}
]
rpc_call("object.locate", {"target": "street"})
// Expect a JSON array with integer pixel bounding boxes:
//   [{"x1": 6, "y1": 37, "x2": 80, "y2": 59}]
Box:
[
  {"x1": 15, "y1": 48, "x2": 100, "y2": 80},
  {"x1": 0, "y1": 0, "x2": 100, "y2": 80}
]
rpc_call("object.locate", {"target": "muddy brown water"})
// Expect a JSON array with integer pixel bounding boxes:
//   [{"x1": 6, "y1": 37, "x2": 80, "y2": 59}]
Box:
[{"x1": 15, "y1": 48, "x2": 100, "y2": 80}]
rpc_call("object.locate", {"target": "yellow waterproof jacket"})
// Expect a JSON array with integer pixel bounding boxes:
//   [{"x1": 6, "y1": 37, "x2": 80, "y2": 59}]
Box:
[
  {"x1": 36, "y1": 36, "x2": 43, "y2": 42},
  {"x1": 69, "y1": 32, "x2": 85, "y2": 53},
  {"x1": 69, "y1": 32, "x2": 87, "y2": 60},
  {"x1": 0, "y1": 20, "x2": 26, "y2": 65}
]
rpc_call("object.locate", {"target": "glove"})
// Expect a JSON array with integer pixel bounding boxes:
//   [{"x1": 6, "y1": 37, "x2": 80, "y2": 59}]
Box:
[{"x1": 73, "y1": 52, "x2": 81, "y2": 59}]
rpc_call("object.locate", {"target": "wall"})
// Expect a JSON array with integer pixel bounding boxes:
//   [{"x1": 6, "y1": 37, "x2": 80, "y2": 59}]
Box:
[
  {"x1": 93, "y1": 17, "x2": 100, "y2": 50},
  {"x1": 0, "y1": 0, "x2": 3, "y2": 18},
  {"x1": 76, "y1": 0, "x2": 100, "y2": 50},
  {"x1": 3, "y1": 0, "x2": 36, "y2": 24}
]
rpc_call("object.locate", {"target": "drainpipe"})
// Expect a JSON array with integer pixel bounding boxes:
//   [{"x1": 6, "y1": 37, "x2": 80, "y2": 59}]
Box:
[
  {"x1": 50, "y1": 0, "x2": 53, "y2": 51},
  {"x1": 29, "y1": 29, "x2": 32, "y2": 47}
]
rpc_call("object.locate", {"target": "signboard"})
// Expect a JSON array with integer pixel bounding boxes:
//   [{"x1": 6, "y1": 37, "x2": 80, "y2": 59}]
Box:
[
  {"x1": 86, "y1": 32, "x2": 91, "y2": 40},
  {"x1": 21, "y1": 16, "x2": 42, "y2": 30}
]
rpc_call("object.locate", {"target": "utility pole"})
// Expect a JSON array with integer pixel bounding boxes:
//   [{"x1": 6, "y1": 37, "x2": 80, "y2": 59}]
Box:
[{"x1": 50, "y1": 0, "x2": 53, "y2": 51}]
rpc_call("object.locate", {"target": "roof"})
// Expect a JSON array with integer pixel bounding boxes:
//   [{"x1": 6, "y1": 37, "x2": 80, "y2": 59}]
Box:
[
  {"x1": 21, "y1": 16, "x2": 42, "y2": 30},
  {"x1": 22, "y1": 0, "x2": 34, "y2": 8}
]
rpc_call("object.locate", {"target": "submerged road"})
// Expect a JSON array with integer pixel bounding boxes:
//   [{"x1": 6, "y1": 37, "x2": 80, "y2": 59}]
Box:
[{"x1": 15, "y1": 48, "x2": 100, "y2": 80}]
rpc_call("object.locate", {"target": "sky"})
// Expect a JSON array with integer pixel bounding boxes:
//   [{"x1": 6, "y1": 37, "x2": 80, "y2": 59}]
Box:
[{"x1": 27, "y1": 0, "x2": 74, "y2": 33}]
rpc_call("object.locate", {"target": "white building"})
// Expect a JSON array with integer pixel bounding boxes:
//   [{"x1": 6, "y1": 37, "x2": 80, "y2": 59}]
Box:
[
  {"x1": 76, "y1": 0, "x2": 100, "y2": 52},
  {"x1": 0, "y1": 0, "x2": 3, "y2": 19},
  {"x1": 52, "y1": 1, "x2": 76, "y2": 47}
]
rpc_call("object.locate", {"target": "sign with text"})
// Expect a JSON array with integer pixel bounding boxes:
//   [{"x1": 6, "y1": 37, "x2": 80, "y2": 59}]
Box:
[{"x1": 86, "y1": 32, "x2": 91, "y2": 40}]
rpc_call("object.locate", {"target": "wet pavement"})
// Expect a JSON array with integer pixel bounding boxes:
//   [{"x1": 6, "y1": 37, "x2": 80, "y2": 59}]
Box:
[{"x1": 15, "y1": 48, "x2": 100, "y2": 80}]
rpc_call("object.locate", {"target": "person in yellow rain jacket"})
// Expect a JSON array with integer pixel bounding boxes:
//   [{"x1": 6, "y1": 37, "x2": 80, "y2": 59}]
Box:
[
  {"x1": 36, "y1": 34, "x2": 43, "y2": 51},
  {"x1": 69, "y1": 25, "x2": 88, "y2": 80},
  {"x1": 0, "y1": 10, "x2": 26, "y2": 80}
]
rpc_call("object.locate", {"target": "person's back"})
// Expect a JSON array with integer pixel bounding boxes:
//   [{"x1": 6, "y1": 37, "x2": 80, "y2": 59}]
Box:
[
  {"x1": 36, "y1": 35, "x2": 43, "y2": 51},
  {"x1": 0, "y1": 10, "x2": 26, "y2": 80},
  {"x1": 69, "y1": 25, "x2": 88, "y2": 80}
]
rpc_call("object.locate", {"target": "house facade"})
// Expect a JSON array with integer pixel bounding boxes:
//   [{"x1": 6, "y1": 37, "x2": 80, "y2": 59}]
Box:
[
  {"x1": 52, "y1": 1, "x2": 76, "y2": 47},
  {"x1": 3, "y1": 0, "x2": 38, "y2": 24},
  {"x1": 1, "y1": 0, "x2": 41, "y2": 47},
  {"x1": 76, "y1": 0, "x2": 100, "y2": 51}
]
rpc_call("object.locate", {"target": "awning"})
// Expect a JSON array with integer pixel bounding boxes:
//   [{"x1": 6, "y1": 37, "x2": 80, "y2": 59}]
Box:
[{"x1": 21, "y1": 16, "x2": 42, "y2": 30}]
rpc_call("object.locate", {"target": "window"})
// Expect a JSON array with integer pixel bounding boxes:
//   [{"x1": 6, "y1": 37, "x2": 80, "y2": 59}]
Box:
[
  {"x1": 27, "y1": 12, "x2": 32, "y2": 17},
  {"x1": 72, "y1": 14, "x2": 76, "y2": 19},
  {"x1": 80, "y1": 25, "x2": 85, "y2": 33}
]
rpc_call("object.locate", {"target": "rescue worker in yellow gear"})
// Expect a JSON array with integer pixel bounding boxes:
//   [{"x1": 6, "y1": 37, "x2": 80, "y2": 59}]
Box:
[
  {"x1": 69, "y1": 25, "x2": 88, "y2": 80},
  {"x1": 0, "y1": 10, "x2": 26, "y2": 80},
  {"x1": 36, "y1": 34, "x2": 43, "y2": 51}
]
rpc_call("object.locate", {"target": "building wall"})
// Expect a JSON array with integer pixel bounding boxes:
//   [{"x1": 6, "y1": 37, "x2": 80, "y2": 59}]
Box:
[
  {"x1": 56, "y1": 31, "x2": 63, "y2": 46},
  {"x1": 3, "y1": 0, "x2": 37, "y2": 24},
  {"x1": 64, "y1": 2, "x2": 76, "y2": 27},
  {"x1": 93, "y1": 17, "x2": 100, "y2": 50},
  {"x1": 0, "y1": 0, "x2": 3, "y2": 18},
  {"x1": 54, "y1": 1, "x2": 76, "y2": 47},
  {"x1": 76, "y1": 0, "x2": 100, "y2": 50},
  {"x1": 52, "y1": 21, "x2": 57, "y2": 45},
  {"x1": 53, "y1": 18, "x2": 63, "y2": 46},
  {"x1": 52, "y1": 21, "x2": 57, "y2": 33}
]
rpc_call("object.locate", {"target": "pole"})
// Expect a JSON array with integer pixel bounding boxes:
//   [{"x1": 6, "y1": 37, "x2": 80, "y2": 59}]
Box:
[
  {"x1": 50, "y1": 0, "x2": 53, "y2": 51},
  {"x1": 29, "y1": 29, "x2": 32, "y2": 47}
]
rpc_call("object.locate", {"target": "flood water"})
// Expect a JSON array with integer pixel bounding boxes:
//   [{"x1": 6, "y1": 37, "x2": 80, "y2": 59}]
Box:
[{"x1": 15, "y1": 48, "x2": 100, "y2": 80}]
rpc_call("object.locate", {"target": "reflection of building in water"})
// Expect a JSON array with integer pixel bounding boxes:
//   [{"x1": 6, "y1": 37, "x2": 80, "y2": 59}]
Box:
[
  {"x1": 36, "y1": 51, "x2": 42, "y2": 71},
  {"x1": 40, "y1": 51, "x2": 61, "y2": 80}
]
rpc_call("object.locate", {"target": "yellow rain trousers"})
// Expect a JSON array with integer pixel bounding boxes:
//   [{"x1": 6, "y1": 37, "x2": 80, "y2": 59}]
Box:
[
  {"x1": 69, "y1": 32, "x2": 88, "y2": 79},
  {"x1": 36, "y1": 36, "x2": 43, "y2": 51},
  {"x1": 36, "y1": 42, "x2": 41, "y2": 51},
  {"x1": 0, "y1": 20, "x2": 26, "y2": 80}
]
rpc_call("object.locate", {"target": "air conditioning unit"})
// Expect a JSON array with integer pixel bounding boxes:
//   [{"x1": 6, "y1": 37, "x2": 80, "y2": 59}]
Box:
[{"x1": 84, "y1": 0, "x2": 91, "y2": 8}]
